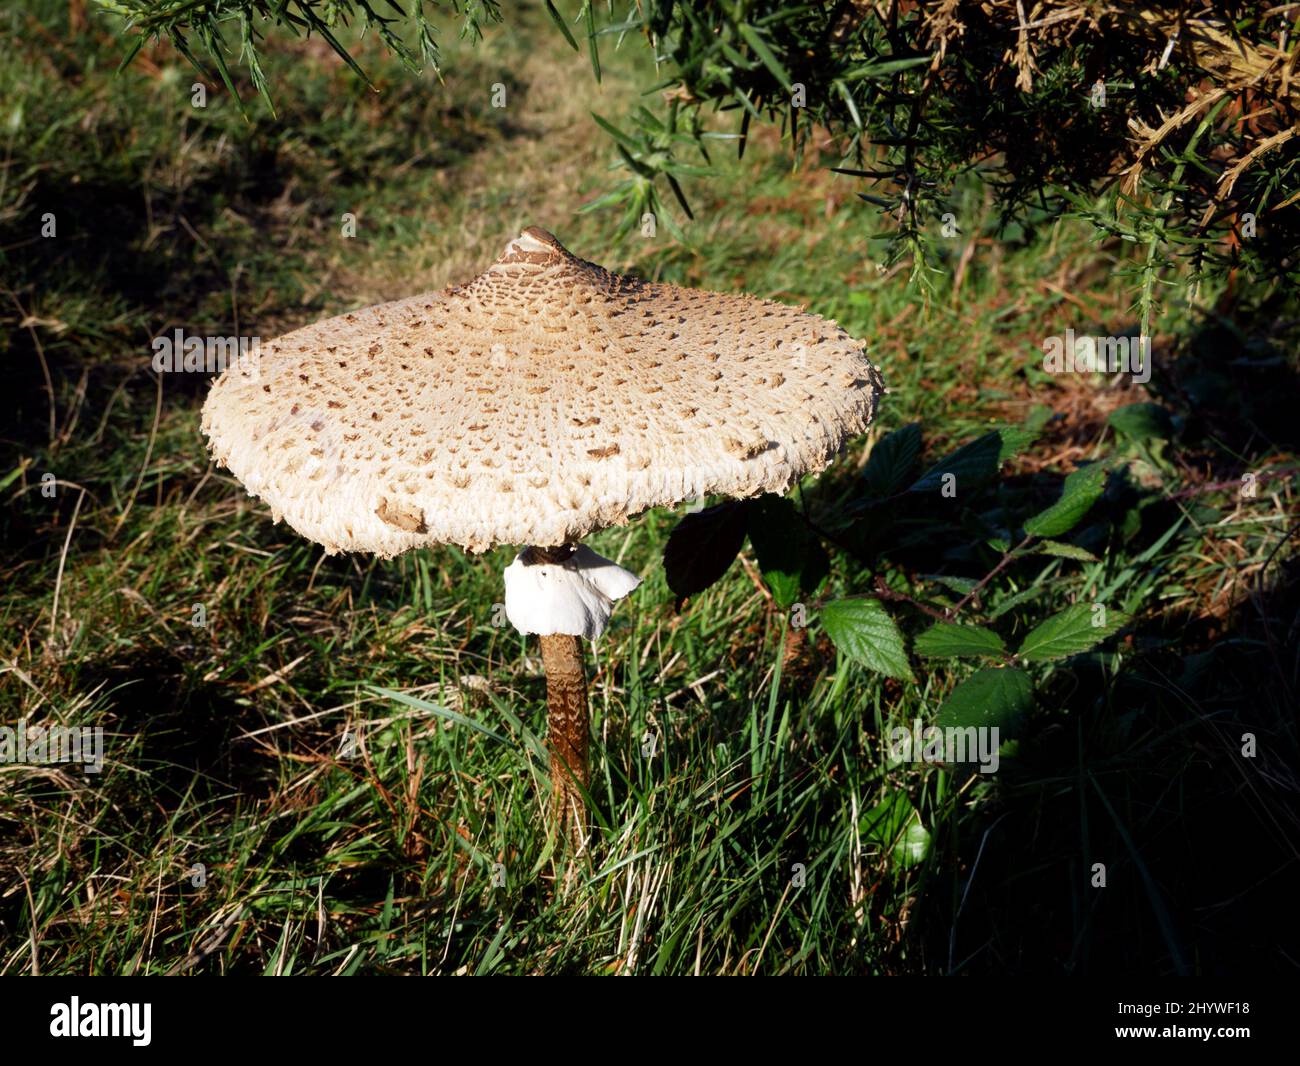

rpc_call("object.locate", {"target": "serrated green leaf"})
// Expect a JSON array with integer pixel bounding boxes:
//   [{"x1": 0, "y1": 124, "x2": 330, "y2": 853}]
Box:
[
  {"x1": 862, "y1": 422, "x2": 922, "y2": 498},
  {"x1": 1036, "y1": 540, "x2": 1099, "y2": 562},
  {"x1": 1023, "y1": 462, "x2": 1108, "y2": 538},
  {"x1": 998, "y1": 426, "x2": 1039, "y2": 462},
  {"x1": 922, "y1": 574, "x2": 979, "y2": 596},
  {"x1": 914, "y1": 623, "x2": 1007, "y2": 659},
  {"x1": 1016, "y1": 603, "x2": 1130, "y2": 662},
  {"x1": 936, "y1": 667, "x2": 1033, "y2": 734},
  {"x1": 821, "y1": 598, "x2": 914, "y2": 681}
]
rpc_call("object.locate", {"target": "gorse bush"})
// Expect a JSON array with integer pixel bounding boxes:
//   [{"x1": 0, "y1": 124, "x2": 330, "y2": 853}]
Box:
[{"x1": 99, "y1": 0, "x2": 1300, "y2": 320}]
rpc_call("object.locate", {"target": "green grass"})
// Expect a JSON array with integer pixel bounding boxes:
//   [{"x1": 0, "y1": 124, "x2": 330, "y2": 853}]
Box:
[{"x1": 2, "y1": 0, "x2": 1299, "y2": 975}]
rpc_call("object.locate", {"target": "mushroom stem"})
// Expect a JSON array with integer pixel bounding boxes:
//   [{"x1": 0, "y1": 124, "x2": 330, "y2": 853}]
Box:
[
  {"x1": 525, "y1": 542, "x2": 592, "y2": 851},
  {"x1": 538, "y1": 631, "x2": 589, "y2": 849}
]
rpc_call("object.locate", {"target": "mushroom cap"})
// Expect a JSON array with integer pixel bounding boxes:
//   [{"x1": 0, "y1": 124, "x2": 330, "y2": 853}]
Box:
[{"x1": 201, "y1": 227, "x2": 884, "y2": 555}]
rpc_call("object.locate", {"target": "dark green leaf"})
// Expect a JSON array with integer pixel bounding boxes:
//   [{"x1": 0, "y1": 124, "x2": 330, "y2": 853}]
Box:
[
  {"x1": 997, "y1": 426, "x2": 1039, "y2": 462},
  {"x1": 821, "y1": 598, "x2": 914, "y2": 681},
  {"x1": 1109, "y1": 402, "x2": 1174, "y2": 443},
  {"x1": 294, "y1": 2, "x2": 374, "y2": 89},
  {"x1": 936, "y1": 667, "x2": 1033, "y2": 735},
  {"x1": 914, "y1": 623, "x2": 1007, "y2": 659},
  {"x1": 910, "y1": 431, "x2": 1001, "y2": 494},
  {"x1": 922, "y1": 574, "x2": 979, "y2": 596},
  {"x1": 862, "y1": 422, "x2": 922, "y2": 498},
  {"x1": 663, "y1": 501, "x2": 749, "y2": 605},
  {"x1": 910, "y1": 425, "x2": 1034, "y2": 495},
  {"x1": 1036, "y1": 540, "x2": 1099, "y2": 562},
  {"x1": 745, "y1": 495, "x2": 829, "y2": 610},
  {"x1": 860, "y1": 790, "x2": 931, "y2": 868},
  {"x1": 665, "y1": 172, "x2": 695, "y2": 221},
  {"x1": 1023, "y1": 462, "x2": 1108, "y2": 538},
  {"x1": 1016, "y1": 602, "x2": 1130, "y2": 662}
]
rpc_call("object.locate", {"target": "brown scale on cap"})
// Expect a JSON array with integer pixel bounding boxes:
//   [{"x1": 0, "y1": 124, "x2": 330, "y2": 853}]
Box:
[{"x1": 201, "y1": 228, "x2": 885, "y2": 555}]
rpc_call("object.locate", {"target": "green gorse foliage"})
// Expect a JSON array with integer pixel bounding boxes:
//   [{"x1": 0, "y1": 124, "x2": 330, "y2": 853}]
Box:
[{"x1": 99, "y1": 0, "x2": 1300, "y2": 308}]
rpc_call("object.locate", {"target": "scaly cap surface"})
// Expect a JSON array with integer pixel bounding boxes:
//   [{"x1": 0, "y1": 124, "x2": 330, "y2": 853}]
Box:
[{"x1": 201, "y1": 228, "x2": 884, "y2": 554}]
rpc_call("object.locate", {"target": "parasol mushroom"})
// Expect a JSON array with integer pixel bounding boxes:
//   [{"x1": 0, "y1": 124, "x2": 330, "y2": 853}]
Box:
[{"x1": 201, "y1": 227, "x2": 884, "y2": 848}]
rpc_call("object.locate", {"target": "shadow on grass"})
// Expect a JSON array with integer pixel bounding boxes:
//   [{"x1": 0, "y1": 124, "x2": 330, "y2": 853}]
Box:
[
  {"x1": 2, "y1": 13, "x2": 530, "y2": 448},
  {"x1": 933, "y1": 556, "x2": 1300, "y2": 975}
]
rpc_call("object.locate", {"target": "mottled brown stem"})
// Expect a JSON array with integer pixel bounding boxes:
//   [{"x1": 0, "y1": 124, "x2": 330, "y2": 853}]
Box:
[
  {"x1": 539, "y1": 632, "x2": 589, "y2": 848},
  {"x1": 529, "y1": 544, "x2": 589, "y2": 852}
]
